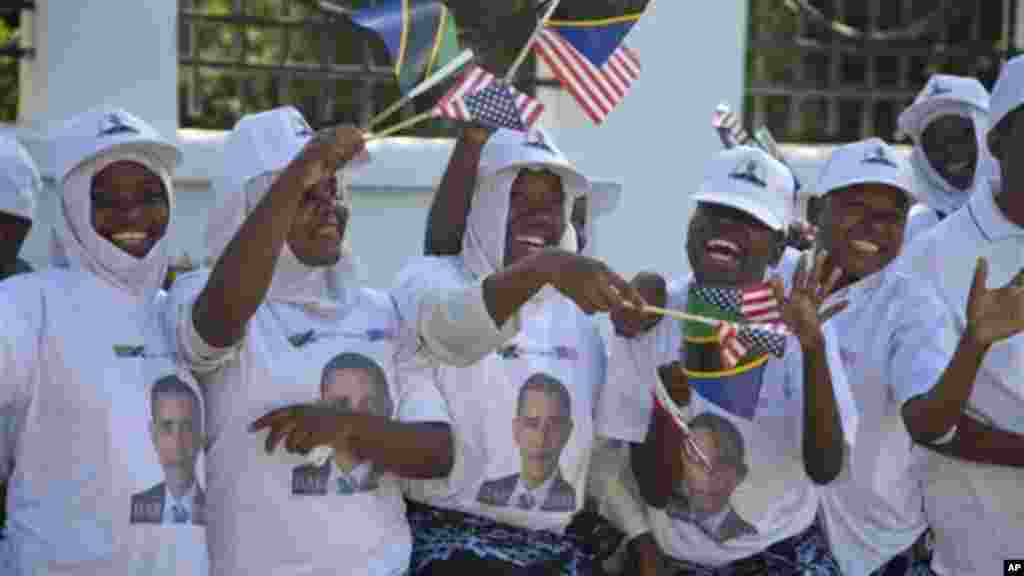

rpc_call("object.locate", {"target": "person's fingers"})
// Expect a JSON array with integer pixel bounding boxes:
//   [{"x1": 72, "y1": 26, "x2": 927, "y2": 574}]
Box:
[
  {"x1": 822, "y1": 266, "x2": 843, "y2": 300},
  {"x1": 819, "y1": 300, "x2": 849, "y2": 324},
  {"x1": 967, "y1": 257, "x2": 989, "y2": 311},
  {"x1": 285, "y1": 423, "x2": 311, "y2": 454},
  {"x1": 811, "y1": 249, "x2": 828, "y2": 292},
  {"x1": 250, "y1": 407, "x2": 293, "y2": 433},
  {"x1": 792, "y1": 252, "x2": 809, "y2": 293},
  {"x1": 265, "y1": 419, "x2": 299, "y2": 454}
]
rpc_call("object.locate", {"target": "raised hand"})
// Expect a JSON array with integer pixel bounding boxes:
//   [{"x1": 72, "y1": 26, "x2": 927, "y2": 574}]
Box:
[
  {"x1": 545, "y1": 250, "x2": 648, "y2": 316},
  {"x1": 298, "y1": 125, "x2": 366, "y2": 188},
  {"x1": 610, "y1": 272, "x2": 667, "y2": 338},
  {"x1": 965, "y1": 258, "x2": 1024, "y2": 346},
  {"x1": 771, "y1": 249, "x2": 848, "y2": 349}
]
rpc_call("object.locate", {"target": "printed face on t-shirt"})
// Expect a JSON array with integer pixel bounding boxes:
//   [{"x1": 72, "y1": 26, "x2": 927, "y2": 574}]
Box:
[
  {"x1": 680, "y1": 413, "x2": 746, "y2": 519},
  {"x1": 513, "y1": 374, "x2": 573, "y2": 488},
  {"x1": 319, "y1": 352, "x2": 392, "y2": 418},
  {"x1": 149, "y1": 376, "x2": 202, "y2": 496}
]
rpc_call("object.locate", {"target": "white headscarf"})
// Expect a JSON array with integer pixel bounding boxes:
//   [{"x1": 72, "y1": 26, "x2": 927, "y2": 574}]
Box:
[
  {"x1": 0, "y1": 132, "x2": 39, "y2": 223},
  {"x1": 461, "y1": 127, "x2": 589, "y2": 284},
  {"x1": 898, "y1": 75, "x2": 992, "y2": 216},
  {"x1": 52, "y1": 149, "x2": 174, "y2": 298},
  {"x1": 205, "y1": 106, "x2": 368, "y2": 316}
]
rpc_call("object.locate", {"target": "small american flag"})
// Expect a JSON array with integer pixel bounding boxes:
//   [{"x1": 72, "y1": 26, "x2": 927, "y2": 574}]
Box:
[
  {"x1": 533, "y1": 28, "x2": 640, "y2": 125},
  {"x1": 691, "y1": 283, "x2": 781, "y2": 323},
  {"x1": 717, "y1": 322, "x2": 788, "y2": 368},
  {"x1": 434, "y1": 66, "x2": 544, "y2": 132}
]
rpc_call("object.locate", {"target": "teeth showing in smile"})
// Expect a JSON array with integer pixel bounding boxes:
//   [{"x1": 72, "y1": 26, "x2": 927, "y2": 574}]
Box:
[
  {"x1": 317, "y1": 225, "x2": 340, "y2": 237},
  {"x1": 517, "y1": 235, "x2": 547, "y2": 247},
  {"x1": 112, "y1": 232, "x2": 147, "y2": 243},
  {"x1": 706, "y1": 238, "x2": 741, "y2": 264},
  {"x1": 852, "y1": 240, "x2": 879, "y2": 254}
]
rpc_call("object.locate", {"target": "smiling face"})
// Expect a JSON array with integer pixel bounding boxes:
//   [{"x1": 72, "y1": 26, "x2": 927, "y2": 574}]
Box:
[
  {"x1": 921, "y1": 114, "x2": 978, "y2": 191},
  {"x1": 685, "y1": 202, "x2": 782, "y2": 286},
  {"x1": 504, "y1": 169, "x2": 566, "y2": 266},
  {"x1": 90, "y1": 160, "x2": 169, "y2": 259},
  {"x1": 287, "y1": 176, "x2": 348, "y2": 267},
  {"x1": 817, "y1": 183, "x2": 910, "y2": 286}
]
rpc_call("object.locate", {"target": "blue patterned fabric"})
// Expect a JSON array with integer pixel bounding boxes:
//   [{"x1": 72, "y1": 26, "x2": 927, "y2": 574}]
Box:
[{"x1": 406, "y1": 500, "x2": 623, "y2": 575}]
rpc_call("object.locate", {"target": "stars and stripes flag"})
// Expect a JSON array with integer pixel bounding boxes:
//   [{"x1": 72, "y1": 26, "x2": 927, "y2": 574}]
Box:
[
  {"x1": 536, "y1": 15, "x2": 638, "y2": 124},
  {"x1": 691, "y1": 283, "x2": 789, "y2": 368},
  {"x1": 433, "y1": 65, "x2": 545, "y2": 132}
]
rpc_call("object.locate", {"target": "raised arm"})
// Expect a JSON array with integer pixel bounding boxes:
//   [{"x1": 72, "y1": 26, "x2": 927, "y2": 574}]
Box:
[
  {"x1": 424, "y1": 125, "x2": 493, "y2": 256},
  {"x1": 192, "y1": 127, "x2": 365, "y2": 348},
  {"x1": 903, "y1": 260, "x2": 1024, "y2": 447}
]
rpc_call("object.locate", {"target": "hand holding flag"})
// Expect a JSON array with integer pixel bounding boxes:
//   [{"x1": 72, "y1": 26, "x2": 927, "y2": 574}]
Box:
[{"x1": 770, "y1": 249, "x2": 848, "y2": 354}]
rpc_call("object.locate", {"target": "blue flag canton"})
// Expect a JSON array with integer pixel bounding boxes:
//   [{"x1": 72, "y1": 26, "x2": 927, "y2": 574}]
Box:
[
  {"x1": 691, "y1": 285, "x2": 742, "y2": 315},
  {"x1": 463, "y1": 83, "x2": 526, "y2": 131},
  {"x1": 738, "y1": 324, "x2": 787, "y2": 358},
  {"x1": 548, "y1": 19, "x2": 637, "y2": 66}
]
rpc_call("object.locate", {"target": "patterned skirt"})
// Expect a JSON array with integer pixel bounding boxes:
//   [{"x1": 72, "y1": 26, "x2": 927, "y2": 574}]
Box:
[
  {"x1": 406, "y1": 499, "x2": 625, "y2": 576},
  {"x1": 660, "y1": 522, "x2": 841, "y2": 576}
]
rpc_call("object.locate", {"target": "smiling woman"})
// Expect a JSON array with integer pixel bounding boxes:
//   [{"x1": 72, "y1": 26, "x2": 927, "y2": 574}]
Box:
[{"x1": 90, "y1": 160, "x2": 170, "y2": 259}]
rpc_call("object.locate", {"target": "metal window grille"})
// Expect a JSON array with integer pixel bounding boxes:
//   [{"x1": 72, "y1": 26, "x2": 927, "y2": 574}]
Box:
[
  {"x1": 179, "y1": 0, "x2": 553, "y2": 133},
  {"x1": 746, "y1": 0, "x2": 1017, "y2": 143},
  {"x1": 0, "y1": 1, "x2": 34, "y2": 123}
]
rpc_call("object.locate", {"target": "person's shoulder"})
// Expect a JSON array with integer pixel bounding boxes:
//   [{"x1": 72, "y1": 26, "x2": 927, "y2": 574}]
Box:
[{"x1": 392, "y1": 255, "x2": 468, "y2": 291}]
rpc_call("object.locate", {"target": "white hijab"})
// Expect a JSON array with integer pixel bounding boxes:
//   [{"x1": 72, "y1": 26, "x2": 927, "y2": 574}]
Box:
[
  {"x1": 899, "y1": 75, "x2": 993, "y2": 216},
  {"x1": 51, "y1": 149, "x2": 174, "y2": 299},
  {"x1": 460, "y1": 128, "x2": 589, "y2": 286},
  {"x1": 0, "y1": 132, "x2": 39, "y2": 223}
]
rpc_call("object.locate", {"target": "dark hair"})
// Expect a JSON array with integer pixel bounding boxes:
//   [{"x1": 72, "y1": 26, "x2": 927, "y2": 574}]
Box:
[
  {"x1": 690, "y1": 412, "x2": 747, "y2": 479},
  {"x1": 516, "y1": 373, "x2": 572, "y2": 420},
  {"x1": 320, "y1": 352, "x2": 392, "y2": 415},
  {"x1": 151, "y1": 375, "x2": 201, "y2": 423}
]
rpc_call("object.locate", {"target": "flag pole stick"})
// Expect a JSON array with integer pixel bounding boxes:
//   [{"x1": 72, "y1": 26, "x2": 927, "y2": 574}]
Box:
[
  {"x1": 366, "y1": 110, "x2": 438, "y2": 140},
  {"x1": 502, "y1": 0, "x2": 562, "y2": 82},
  {"x1": 620, "y1": 301, "x2": 724, "y2": 328},
  {"x1": 368, "y1": 49, "x2": 476, "y2": 129}
]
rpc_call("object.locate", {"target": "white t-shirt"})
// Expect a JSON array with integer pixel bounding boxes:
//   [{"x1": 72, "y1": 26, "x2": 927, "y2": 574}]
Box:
[
  {"x1": 898, "y1": 183, "x2": 1024, "y2": 576},
  {"x1": 599, "y1": 275, "x2": 855, "y2": 567},
  {"x1": 393, "y1": 256, "x2": 605, "y2": 534},
  {"x1": 0, "y1": 270, "x2": 208, "y2": 575},
  {"x1": 818, "y1": 269, "x2": 958, "y2": 575},
  {"x1": 170, "y1": 270, "x2": 450, "y2": 576},
  {"x1": 904, "y1": 203, "x2": 945, "y2": 244}
]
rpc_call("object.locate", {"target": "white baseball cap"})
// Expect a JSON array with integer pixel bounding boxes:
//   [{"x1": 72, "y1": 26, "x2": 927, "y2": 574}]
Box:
[
  {"x1": 0, "y1": 132, "x2": 40, "y2": 222},
  {"x1": 816, "y1": 138, "x2": 914, "y2": 201},
  {"x1": 897, "y1": 74, "x2": 989, "y2": 140},
  {"x1": 988, "y1": 55, "x2": 1024, "y2": 135},
  {"x1": 478, "y1": 127, "x2": 590, "y2": 201},
  {"x1": 692, "y1": 146, "x2": 794, "y2": 232},
  {"x1": 51, "y1": 107, "x2": 181, "y2": 182}
]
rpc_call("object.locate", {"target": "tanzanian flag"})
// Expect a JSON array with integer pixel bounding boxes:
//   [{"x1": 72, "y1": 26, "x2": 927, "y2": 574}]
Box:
[{"x1": 347, "y1": 0, "x2": 461, "y2": 94}]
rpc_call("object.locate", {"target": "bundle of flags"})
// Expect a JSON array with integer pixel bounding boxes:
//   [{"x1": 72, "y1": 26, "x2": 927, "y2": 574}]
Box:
[
  {"x1": 327, "y1": 0, "x2": 462, "y2": 95},
  {"x1": 532, "y1": 1, "x2": 648, "y2": 124},
  {"x1": 687, "y1": 283, "x2": 788, "y2": 369}
]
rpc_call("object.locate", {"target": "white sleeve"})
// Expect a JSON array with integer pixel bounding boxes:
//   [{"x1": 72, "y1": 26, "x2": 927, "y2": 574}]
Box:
[
  {"x1": 391, "y1": 258, "x2": 519, "y2": 367},
  {"x1": 597, "y1": 290, "x2": 683, "y2": 444},
  {"x1": 887, "y1": 278, "x2": 959, "y2": 407},
  {"x1": 588, "y1": 437, "x2": 650, "y2": 539},
  {"x1": 0, "y1": 282, "x2": 39, "y2": 480},
  {"x1": 394, "y1": 359, "x2": 451, "y2": 425},
  {"x1": 165, "y1": 269, "x2": 241, "y2": 375}
]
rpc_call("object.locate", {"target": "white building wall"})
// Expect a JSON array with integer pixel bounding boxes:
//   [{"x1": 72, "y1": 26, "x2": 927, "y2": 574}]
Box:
[{"x1": 9, "y1": 0, "x2": 850, "y2": 290}]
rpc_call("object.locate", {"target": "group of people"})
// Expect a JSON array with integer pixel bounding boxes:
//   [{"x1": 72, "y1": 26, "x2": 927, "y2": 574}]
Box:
[{"x1": 0, "y1": 52, "x2": 1021, "y2": 576}]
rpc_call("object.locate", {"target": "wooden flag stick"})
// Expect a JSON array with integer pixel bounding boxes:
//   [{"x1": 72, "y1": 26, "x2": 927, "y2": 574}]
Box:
[
  {"x1": 502, "y1": 0, "x2": 562, "y2": 82},
  {"x1": 366, "y1": 109, "x2": 437, "y2": 140},
  {"x1": 368, "y1": 49, "x2": 476, "y2": 129},
  {"x1": 622, "y1": 301, "x2": 724, "y2": 328}
]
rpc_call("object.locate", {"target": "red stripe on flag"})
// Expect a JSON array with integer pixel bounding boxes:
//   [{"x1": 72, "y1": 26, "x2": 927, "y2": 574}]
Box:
[{"x1": 536, "y1": 31, "x2": 612, "y2": 120}]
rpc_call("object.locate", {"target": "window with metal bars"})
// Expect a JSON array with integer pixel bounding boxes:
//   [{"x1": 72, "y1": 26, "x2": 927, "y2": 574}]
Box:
[
  {"x1": 0, "y1": 2, "x2": 33, "y2": 123},
  {"x1": 178, "y1": 0, "x2": 553, "y2": 133},
  {"x1": 745, "y1": 0, "x2": 1017, "y2": 144}
]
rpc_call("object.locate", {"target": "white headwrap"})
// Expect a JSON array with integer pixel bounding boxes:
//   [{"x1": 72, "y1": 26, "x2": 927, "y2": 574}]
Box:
[
  {"x1": 0, "y1": 132, "x2": 39, "y2": 223},
  {"x1": 205, "y1": 106, "x2": 368, "y2": 316},
  {"x1": 51, "y1": 149, "x2": 174, "y2": 298},
  {"x1": 47, "y1": 108, "x2": 181, "y2": 298},
  {"x1": 898, "y1": 75, "x2": 993, "y2": 216},
  {"x1": 460, "y1": 127, "x2": 589, "y2": 284}
]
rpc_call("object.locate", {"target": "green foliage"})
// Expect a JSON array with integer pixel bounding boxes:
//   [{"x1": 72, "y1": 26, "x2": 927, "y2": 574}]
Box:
[{"x1": 0, "y1": 17, "x2": 19, "y2": 123}]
